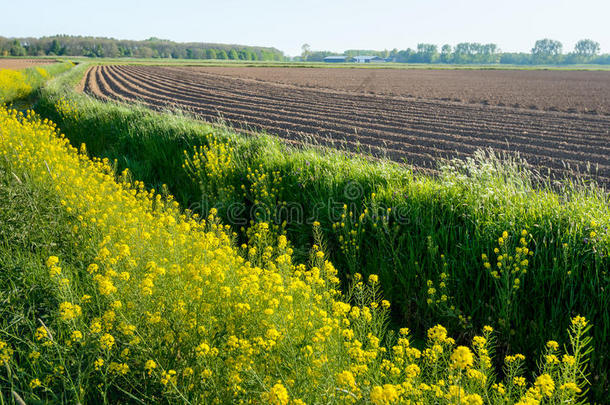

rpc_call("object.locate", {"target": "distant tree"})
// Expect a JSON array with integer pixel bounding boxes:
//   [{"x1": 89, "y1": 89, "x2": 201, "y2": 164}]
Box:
[
  {"x1": 103, "y1": 42, "x2": 121, "y2": 58},
  {"x1": 48, "y1": 39, "x2": 62, "y2": 55},
  {"x1": 0, "y1": 35, "x2": 285, "y2": 61},
  {"x1": 301, "y1": 43, "x2": 311, "y2": 60},
  {"x1": 118, "y1": 45, "x2": 132, "y2": 57},
  {"x1": 480, "y1": 43, "x2": 499, "y2": 63},
  {"x1": 206, "y1": 49, "x2": 217, "y2": 59},
  {"x1": 9, "y1": 40, "x2": 26, "y2": 56},
  {"x1": 440, "y1": 44, "x2": 452, "y2": 63},
  {"x1": 304, "y1": 51, "x2": 335, "y2": 62},
  {"x1": 389, "y1": 48, "x2": 398, "y2": 61},
  {"x1": 500, "y1": 52, "x2": 531, "y2": 65},
  {"x1": 137, "y1": 46, "x2": 154, "y2": 58},
  {"x1": 228, "y1": 49, "x2": 238, "y2": 60},
  {"x1": 452, "y1": 43, "x2": 471, "y2": 63},
  {"x1": 217, "y1": 49, "x2": 228, "y2": 59},
  {"x1": 532, "y1": 39, "x2": 563, "y2": 64},
  {"x1": 190, "y1": 48, "x2": 205, "y2": 59},
  {"x1": 416, "y1": 43, "x2": 438, "y2": 63},
  {"x1": 574, "y1": 39, "x2": 600, "y2": 57},
  {"x1": 395, "y1": 48, "x2": 416, "y2": 63}
]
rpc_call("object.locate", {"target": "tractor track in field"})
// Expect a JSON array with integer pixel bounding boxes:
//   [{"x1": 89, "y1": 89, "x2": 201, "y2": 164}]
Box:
[{"x1": 82, "y1": 65, "x2": 610, "y2": 186}]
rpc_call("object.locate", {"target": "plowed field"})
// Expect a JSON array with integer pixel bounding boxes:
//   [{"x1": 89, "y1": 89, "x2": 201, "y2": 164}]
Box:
[
  {"x1": 0, "y1": 58, "x2": 57, "y2": 70},
  {"x1": 82, "y1": 65, "x2": 610, "y2": 185}
]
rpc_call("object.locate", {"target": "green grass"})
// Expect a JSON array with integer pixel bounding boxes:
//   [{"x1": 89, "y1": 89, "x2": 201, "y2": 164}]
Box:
[
  {"x1": 34, "y1": 63, "x2": 610, "y2": 401},
  {"x1": 33, "y1": 55, "x2": 610, "y2": 71},
  {"x1": 0, "y1": 163, "x2": 98, "y2": 404}
]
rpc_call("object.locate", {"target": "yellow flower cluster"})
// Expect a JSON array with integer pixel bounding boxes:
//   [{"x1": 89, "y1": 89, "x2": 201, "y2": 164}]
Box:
[
  {"x1": 54, "y1": 95, "x2": 80, "y2": 121},
  {"x1": 184, "y1": 137, "x2": 236, "y2": 202},
  {"x1": 0, "y1": 340, "x2": 13, "y2": 366},
  {"x1": 0, "y1": 68, "x2": 32, "y2": 103},
  {"x1": 0, "y1": 105, "x2": 591, "y2": 403},
  {"x1": 333, "y1": 204, "x2": 365, "y2": 273},
  {"x1": 483, "y1": 230, "x2": 534, "y2": 331}
]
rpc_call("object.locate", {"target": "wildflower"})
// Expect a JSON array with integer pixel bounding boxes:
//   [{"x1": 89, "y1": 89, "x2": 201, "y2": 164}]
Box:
[
  {"x1": 46, "y1": 256, "x2": 59, "y2": 268},
  {"x1": 571, "y1": 315, "x2": 587, "y2": 328},
  {"x1": 546, "y1": 340, "x2": 559, "y2": 350},
  {"x1": 109, "y1": 362, "x2": 129, "y2": 375},
  {"x1": 196, "y1": 342, "x2": 210, "y2": 357},
  {"x1": 29, "y1": 379, "x2": 42, "y2": 389},
  {"x1": 562, "y1": 355, "x2": 576, "y2": 366},
  {"x1": 405, "y1": 364, "x2": 420, "y2": 378},
  {"x1": 560, "y1": 382, "x2": 581, "y2": 394},
  {"x1": 464, "y1": 394, "x2": 483, "y2": 405},
  {"x1": 90, "y1": 319, "x2": 102, "y2": 334},
  {"x1": 427, "y1": 325, "x2": 447, "y2": 343},
  {"x1": 99, "y1": 333, "x2": 115, "y2": 350},
  {"x1": 267, "y1": 383, "x2": 289, "y2": 405},
  {"x1": 160, "y1": 370, "x2": 177, "y2": 386},
  {"x1": 370, "y1": 384, "x2": 400, "y2": 404},
  {"x1": 535, "y1": 373, "x2": 555, "y2": 397},
  {"x1": 35, "y1": 326, "x2": 48, "y2": 341},
  {"x1": 337, "y1": 370, "x2": 357, "y2": 389},
  {"x1": 369, "y1": 274, "x2": 379, "y2": 284},
  {"x1": 450, "y1": 346, "x2": 474, "y2": 369},
  {"x1": 94, "y1": 358, "x2": 104, "y2": 370},
  {"x1": 49, "y1": 265, "x2": 62, "y2": 277},
  {"x1": 472, "y1": 336, "x2": 486, "y2": 348},
  {"x1": 71, "y1": 330, "x2": 83, "y2": 343},
  {"x1": 0, "y1": 340, "x2": 13, "y2": 365},
  {"x1": 145, "y1": 360, "x2": 157, "y2": 375},
  {"x1": 58, "y1": 302, "x2": 82, "y2": 321},
  {"x1": 545, "y1": 354, "x2": 559, "y2": 364},
  {"x1": 513, "y1": 377, "x2": 526, "y2": 387},
  {"x1": 370, "y1": 386, "x2": 385, "y2": 404}
]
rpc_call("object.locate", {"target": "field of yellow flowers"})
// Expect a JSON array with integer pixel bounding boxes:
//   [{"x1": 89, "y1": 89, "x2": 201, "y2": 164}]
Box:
[
  {"x1": 0, "y1": 62, "x2": 73, "y2": 104},
  {"x1": 0, "y1": 91, "x2": 594, "y2": 402}
]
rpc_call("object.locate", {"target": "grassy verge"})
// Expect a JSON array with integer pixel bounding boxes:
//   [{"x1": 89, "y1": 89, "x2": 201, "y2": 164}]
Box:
[
  {"x1": 0, "y1": 103, "x2": 592, "y2": 404},
  {"x1": 35, "y1": 63, "x2": 610, "y2": 400}
]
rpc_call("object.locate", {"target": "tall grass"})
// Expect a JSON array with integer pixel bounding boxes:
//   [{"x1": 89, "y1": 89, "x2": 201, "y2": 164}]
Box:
[{"x1": 36, "y1": 63, "x2": 610, "y2": 400}]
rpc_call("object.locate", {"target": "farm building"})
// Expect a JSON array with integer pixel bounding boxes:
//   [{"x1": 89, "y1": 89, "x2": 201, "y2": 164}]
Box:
[
  {"x1": 353, "y1": 55, "x2": 385, "y2": 63},
  {"x1": 323, "y1": 55, "x2": 349, "y2": 63}
]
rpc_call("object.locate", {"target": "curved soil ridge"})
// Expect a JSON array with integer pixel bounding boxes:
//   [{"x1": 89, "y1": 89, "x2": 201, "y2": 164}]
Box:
[{"x1": 83, "y1": 65, "x2": 610, "y2": 187}]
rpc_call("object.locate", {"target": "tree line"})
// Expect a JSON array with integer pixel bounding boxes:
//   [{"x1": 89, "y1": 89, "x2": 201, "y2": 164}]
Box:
[
  {"x1": 0, "y1": 35, "x2": 285, "y2": 61},
  {"x1": 300, "y1": 39, "x2": 609, "y2": 65}
]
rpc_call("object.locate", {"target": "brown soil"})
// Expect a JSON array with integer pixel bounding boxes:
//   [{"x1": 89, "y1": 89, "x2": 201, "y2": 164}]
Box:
[
  {"x1": 193, "y1": 66, "x2": 610, "y2": 115},
  {"x1": 83, "y1": 65, "x2": 610, "y2": 186},
  {"x1": 0, "y1": 58, "x2": 58, "y2": 70}
]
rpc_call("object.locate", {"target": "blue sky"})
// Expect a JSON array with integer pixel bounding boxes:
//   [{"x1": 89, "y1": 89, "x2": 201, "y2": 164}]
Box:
[{"x1": 3, "y1": 0, "x2": 609, "y2": 56}]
